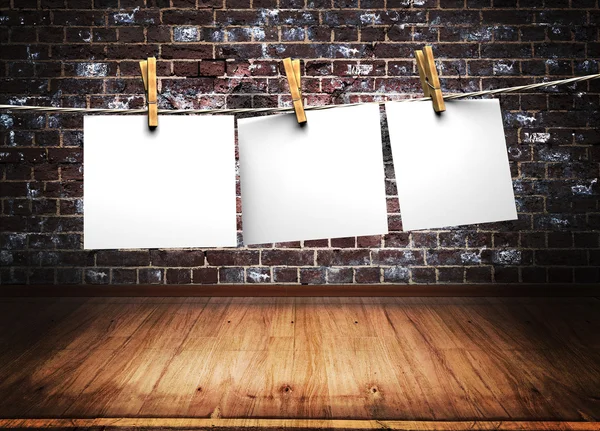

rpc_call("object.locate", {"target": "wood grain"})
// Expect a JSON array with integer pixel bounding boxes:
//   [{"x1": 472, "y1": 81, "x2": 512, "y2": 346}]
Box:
[
  {"x1": 0, "y1": 297, "x2": 598, "y2": 424},
  {"x1": 0, "y1": 418, "x2": 599, "y2": 430}
]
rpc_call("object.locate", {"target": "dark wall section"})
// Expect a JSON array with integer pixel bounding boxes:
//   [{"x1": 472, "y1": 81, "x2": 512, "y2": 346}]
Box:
[{"x1": 0, "y1": 0, "x2": 599, "y2": 286}]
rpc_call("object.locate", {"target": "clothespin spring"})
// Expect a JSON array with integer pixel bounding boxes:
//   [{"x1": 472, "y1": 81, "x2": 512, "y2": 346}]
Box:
[{"x1": 425, "y1": 81, "x2": 441, "y2": 91}]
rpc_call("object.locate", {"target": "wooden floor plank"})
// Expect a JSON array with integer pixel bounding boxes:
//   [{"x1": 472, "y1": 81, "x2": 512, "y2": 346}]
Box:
[
  {"x1": 184, "y1": 343, "x2": 254, "y2": 417},
  {"x1": 0, "y1": 298, "x2": 83, "y2": 368},
  {"x1": 213, "y1": 298, "x2": 295, "y2": 352},
  {"x1": 139, "y1": 348, "x2": 217, "y2": 417},
  {"x1": 123, "y1": 299, "x2": 208, "y2": 351},
  {"x1": 20, "y1": 348, "x2": 117, "y2": 418},
  {"x1": 0, "y1": 297, "x2": 599, "y2": 422},
  {"x1": 289, "y1": 300, "x2": 333, "y2": 418},
  {"x1": 180, "y1": 297, "x2": 231, "y2": 351},
  {"x1": 64, "y1": 347, "x2": 178, "y2": 417},
  {"x1": 33, "y1": 300, "x2": 155, "y2": 351}
]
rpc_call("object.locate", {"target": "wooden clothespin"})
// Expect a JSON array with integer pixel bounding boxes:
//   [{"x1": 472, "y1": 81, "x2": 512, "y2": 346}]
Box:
[
  {"x1": 139, "y1": 57, "x2": 158, "y2": 128},
  {"x1": 282, "y1": 57, "x2": 307, "y2": 124},
  {"x1": 415, "y1": 46, "x2": 445, "y2": 113}
]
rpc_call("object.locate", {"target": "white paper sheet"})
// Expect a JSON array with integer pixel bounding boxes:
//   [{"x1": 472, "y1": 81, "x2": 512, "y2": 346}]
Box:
[
  {"x1": 385, "y1": 99, "x2": 517, "y2": 231},
  {"x1": 238, "y1": 104, "x2": 388, "y2": 245},
  {"x1": 84, "y1": 115, "x2": 237, "y2": 249}
]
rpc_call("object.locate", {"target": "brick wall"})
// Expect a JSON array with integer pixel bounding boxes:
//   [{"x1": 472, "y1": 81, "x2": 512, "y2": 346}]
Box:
[{"x1": 0, "y1": 0, "x2": 599, "y2": 286}]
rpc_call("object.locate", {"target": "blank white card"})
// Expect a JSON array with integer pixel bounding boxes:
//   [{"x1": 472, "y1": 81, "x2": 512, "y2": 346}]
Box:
[
  {"x1": 238, "y1": 104, "x2": 388, "y2": 245},
  {"x1": 385, "y1": 99, "x2": 517, "y2": 231},
  {"x1": 84, "y1": 116, "x2": 237, "y2": 249}
]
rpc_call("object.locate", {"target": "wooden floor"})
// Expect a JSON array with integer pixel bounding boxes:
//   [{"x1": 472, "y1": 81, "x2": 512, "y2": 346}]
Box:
[{"x1": 0, "y1": 297, "x2": 599, "y2": 425}]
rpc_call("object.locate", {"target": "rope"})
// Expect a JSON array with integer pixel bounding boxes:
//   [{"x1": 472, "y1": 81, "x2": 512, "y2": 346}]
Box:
[{"x1": 0, "y1": 73, "x2": 598, "y2": 116}]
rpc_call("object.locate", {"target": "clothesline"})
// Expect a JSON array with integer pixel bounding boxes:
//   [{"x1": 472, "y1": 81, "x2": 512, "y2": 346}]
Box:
[{"x1": 0, "y1": 73, "x2": 598, "y2": 116}]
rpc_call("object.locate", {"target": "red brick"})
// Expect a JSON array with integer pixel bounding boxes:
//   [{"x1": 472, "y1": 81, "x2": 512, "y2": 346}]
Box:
[
  {"x1": 0, "y1": 182, "x2": 28, "y2": 197},
  {"x1": 330, "y1": 237, "x2": 356, "y2": 248},
  {"x1": 151, "y1": 250, "x2": 204, "y2": 267},
  {"x1": 374, "y1": 250, "x2": 424, "y2": 265},
  {"x1": 521, "y1": 267, "x2": 546, "y2": 283},
  {"x1": 112, "y1": 268, "x2": 137, "y2": 284},
  {"x1": 219, "y1": 267, "x2": 244, "y2": 283},
  {"x1": 4, "y1": 165, "x2": 32, "y2": 181},
  {"x1": 199, "y1": 60, "x2": 226, "y2": 77},
  {"x1": 206, "y1": 250, "x2": 259, "y2": 266},
  {"x1": 96, "y1": 250, "x2": 150, "y2": 266},
  {"x1": 29, "y1": 268, "x2": 56, "y2": 284},
  {"x1": 166, "y1": 268, "x2": 192, "y2": 284},
  {"x1": 274, "y1": 241, "x2": 302, "y2": 249},
  {"x1": 317, "y1": 250, "x2": 370, "y2": 266},
  {"x1": 410, "y1": 267, "x2": 436, "y2": 284},
  {"x1": 304, "y1": 239, "x2": 329, "y2": 248},
  {"x1": 438, "y1": 267, "x2": 464, "y2": 283},
  {"x1": 273, "y1": 267, "x2": 298, "y2": 283},
  {"x1": 193, "y1": 268, "x2": 218, "y2": 284},
  {"x1": 85, "y1": 268, "x2": 110, "y2": 284},
  {"x1": 354, "y1": 267, "x2": 380, "y2": 284},
  {"x1": 355, "y1": 235, "x2": 381, "y2": 248},
  {"x1": 139, "y1": 268, "x2": 164, "y2": 284},
  {"x1": 261, "y1": 250, "x2": 314, "y2": 266},
  {"x1": 327, "y1": 267, "x2": 353, "y2": 284},
  {"x1": 246, "y1": 267, "x2": 270, "y2": 283},
  {"x1": 465, "y1": 267, "x2": 492, "y2": 283},
  {"x1": 494, "y1": 267, "x2": 520, "y2": 283},
  {"x1": 161, "y1": 44, "x2": 212, "y2": 60},
  {"x1": 383, "y1": 233, "x2": 409, "y2": 248},
  {"x1": 300, "y1": 267, "x2": 326, "y2": 284}
]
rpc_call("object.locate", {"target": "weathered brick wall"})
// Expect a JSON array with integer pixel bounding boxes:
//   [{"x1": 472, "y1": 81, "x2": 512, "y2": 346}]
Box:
[{"x1": 0, "y1": 0, "x2": 599, "y2": 286}]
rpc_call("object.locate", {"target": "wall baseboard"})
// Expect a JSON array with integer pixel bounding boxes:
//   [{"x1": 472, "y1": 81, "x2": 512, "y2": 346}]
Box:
[{"x1": 0, "y1": 284, "x2": 598, "y2": 297}]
